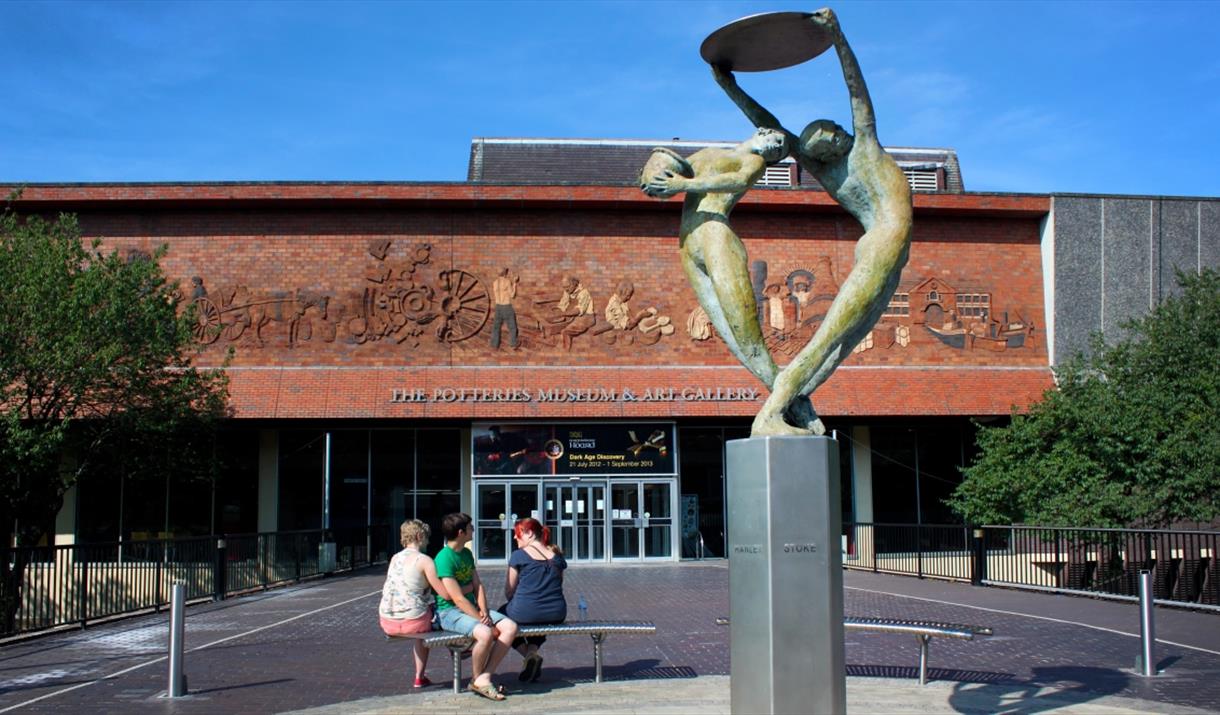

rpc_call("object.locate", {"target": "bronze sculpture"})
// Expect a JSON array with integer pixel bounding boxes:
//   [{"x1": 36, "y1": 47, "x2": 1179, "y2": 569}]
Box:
[
  {"x1": 642, "y1": 8, "x2": 913, "y2": 436},
  {"x1": 642, "y1": 128, "x2": 790, "y2": 391}
]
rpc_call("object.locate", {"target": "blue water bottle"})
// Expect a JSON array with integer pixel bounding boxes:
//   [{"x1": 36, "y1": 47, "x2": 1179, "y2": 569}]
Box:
[{"x1": 578, "y1": 594, "x2": 588, "y2": 621}]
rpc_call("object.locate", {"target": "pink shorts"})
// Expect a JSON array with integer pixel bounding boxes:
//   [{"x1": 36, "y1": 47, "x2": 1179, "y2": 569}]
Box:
[{"x1": 380, "y1": 611, "x2": 434, "y2": 636}]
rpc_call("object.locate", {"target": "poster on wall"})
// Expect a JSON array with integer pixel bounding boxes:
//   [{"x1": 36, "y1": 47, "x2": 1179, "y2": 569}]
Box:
[{"x1": 472, "y1": 423, "x2": 676, "y2": 477}]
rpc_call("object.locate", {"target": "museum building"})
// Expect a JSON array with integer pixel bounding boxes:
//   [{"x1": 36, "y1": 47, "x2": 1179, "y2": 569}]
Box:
[{"x1": 10, "y1": 138, "x2": 1218, "y2": 563}]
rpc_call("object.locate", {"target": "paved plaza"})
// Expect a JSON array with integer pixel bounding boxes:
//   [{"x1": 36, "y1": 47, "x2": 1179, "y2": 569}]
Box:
[{"x1": 0, "y1": 563, "x2": 1217, "y2": 713}]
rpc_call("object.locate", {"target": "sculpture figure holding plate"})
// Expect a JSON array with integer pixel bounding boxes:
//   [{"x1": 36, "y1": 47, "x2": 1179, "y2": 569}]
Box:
[
  {"x1": 643, "y1": 7, "x2": 913, "y2": 437},
  {"x1": 642, "y1": 128, "x2": 792, "y2": 390}
]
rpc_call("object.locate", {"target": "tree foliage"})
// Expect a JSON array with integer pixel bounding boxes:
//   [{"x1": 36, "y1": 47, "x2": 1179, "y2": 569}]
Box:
[
  {"x1": 950, "y1": 269, "x2": 1220, "y2": 528},
  {"x1": 0, "y1": 196, "x2": 228, "y2": 630}
]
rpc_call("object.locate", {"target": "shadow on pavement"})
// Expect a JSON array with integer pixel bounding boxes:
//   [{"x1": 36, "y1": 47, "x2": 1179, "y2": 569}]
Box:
[
  {"x1": 505, "y1": 658, "x2": 692, "y2": 692},
  {"x1": 948, "y1": 666, "x2": 1128, "y2": 715},
  {"x1": 620, "y1": 662, "x2": 697, "y2": 680},
  {"x1": 190, "y1": 677, "x2": 296, "y2": 695},
  {"x1": 848, "y1": 664, "x2": 1014, "y2": 684},
  {"x1": 501, "y1": 677, "x2": 578, "y2": 695}
]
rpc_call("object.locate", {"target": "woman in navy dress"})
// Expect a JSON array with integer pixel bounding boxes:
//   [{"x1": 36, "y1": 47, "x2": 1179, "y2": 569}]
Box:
[{"x1": 502, "y1": 517, "x2": 567, "y2": 682}]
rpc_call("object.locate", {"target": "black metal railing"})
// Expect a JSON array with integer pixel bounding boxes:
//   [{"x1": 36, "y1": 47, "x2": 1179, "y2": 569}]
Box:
[
  {"x1": 844, "y1": 523, "x2": 1220, "y2": 611},
  {"x1": 844, "y1": 523, "x2": 975, "y2": 582},
  {"x1": 981, "y1": 525, "x2": 1220, "y2": 607},
  {"x1": 2, "y1": 525, "x2": 395, "y2": 637}
]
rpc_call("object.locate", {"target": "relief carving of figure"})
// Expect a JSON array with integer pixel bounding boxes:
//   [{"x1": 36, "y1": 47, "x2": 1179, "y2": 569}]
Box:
[
  {"x1": 604, "y1": 279, "x2": 641, "y2": 330},
  {"x1": 687, "y1": 306, "x2": 713, "y2": 341},
  {"x1": 490, "y1": 267, "x2": 520, "y2": 349},
  {"x1": 592, "y1": 279, "x2": 675, "y2": 346},
  {"x1": 533, "y1": 275, "x2": 596, "y2": 351}
]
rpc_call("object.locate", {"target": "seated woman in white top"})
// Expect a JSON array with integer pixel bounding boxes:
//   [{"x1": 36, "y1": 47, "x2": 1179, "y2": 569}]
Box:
[{"x1": 379, "y1": 519, "x2": 451, "y2": 688}]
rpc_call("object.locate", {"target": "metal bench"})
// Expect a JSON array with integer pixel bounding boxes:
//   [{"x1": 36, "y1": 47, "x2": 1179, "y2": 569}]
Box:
[
  {"x1": 389, "y1": 620, "x2": 657, "y2": 694},
  {"x1": 715, "y1": 616, "x2": 993, "y2": 685}
]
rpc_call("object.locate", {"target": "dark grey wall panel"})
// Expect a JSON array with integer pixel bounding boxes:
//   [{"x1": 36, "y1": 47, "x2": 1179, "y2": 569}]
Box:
[
  {"x1": 1160, "y1": 200, "x2": 1199, "y2": 299},
  {"x1": 1101, "y1": 198, "x2": 1152, "y2": 337},
  {"x1": 1053, "y1": 196, "x2": 1220, "y2": 365},
  {"x1": 1053, "y1": 197, "x2": 1103, "y2": 362},
  {"x1": 1202, "y1": 201, "x2": 1220, "y2": 271}
]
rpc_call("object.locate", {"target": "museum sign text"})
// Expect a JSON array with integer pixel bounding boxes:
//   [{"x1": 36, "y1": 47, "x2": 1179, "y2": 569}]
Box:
[{"x1": 390, "y1": 387, "x2": 761, "y2": 404}]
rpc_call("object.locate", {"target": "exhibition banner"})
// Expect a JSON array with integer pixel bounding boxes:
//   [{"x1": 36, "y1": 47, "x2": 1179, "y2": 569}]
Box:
[{"x1": 472, "y1": 422, "x2": 676, "y2": 477}]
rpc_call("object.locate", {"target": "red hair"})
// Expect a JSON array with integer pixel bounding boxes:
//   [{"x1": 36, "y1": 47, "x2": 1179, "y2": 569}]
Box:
[{"x1": 513, "y1": 517, "x2": 549, "y2": 546}]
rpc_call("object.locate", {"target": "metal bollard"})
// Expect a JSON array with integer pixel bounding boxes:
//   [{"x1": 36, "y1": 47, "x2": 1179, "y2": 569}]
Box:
[
  {"x1": 168, "y1": 583, "x2": 188, "y2": 697},
  {"x1": 1136, "y1": 570, "x2": 1156, "y2": 677}
]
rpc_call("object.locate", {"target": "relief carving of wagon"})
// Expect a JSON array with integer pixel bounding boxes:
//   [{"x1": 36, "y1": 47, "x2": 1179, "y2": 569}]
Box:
[
  {"x1": 192, "y1": 287, "x2": 330, "y2": 348},
  {"x1": 190, "y1": 242, "x2": 496, "y2": 351}
]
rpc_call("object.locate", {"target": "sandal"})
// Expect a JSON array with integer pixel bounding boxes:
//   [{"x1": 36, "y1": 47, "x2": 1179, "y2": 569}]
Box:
[
  {"x1": 469, "y1": 681, "x2": 506, "y2": 701},
  {"x1": 518, "y1": 652, "x2": 541, "y2": 682}
]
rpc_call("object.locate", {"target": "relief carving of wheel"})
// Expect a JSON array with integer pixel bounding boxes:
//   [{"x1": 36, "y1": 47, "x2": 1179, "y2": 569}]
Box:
[
  {"x1": 192, "y1": 297, "x2": 222, "y2": 344},
  {"x1": 437, "y1": 269, "x2": 490, "y2": 342}
]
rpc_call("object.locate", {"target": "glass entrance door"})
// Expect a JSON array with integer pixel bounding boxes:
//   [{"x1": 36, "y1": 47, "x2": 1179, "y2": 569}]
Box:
[
  {"x1": 543, "y1": 482, "x2": 606, "y2": 561},
  {"x1": 475, "y1": 482, "x2": 540, "y2": 562},
  {"x1": 610, "y1": 483, "x2": 640, "y2": 558},
  {"x1": 641, "y1": 481, "x2": 673, "y2": 558},
  {"x1": 610, "y1": 481, "x2": 675, "y2": 560}
]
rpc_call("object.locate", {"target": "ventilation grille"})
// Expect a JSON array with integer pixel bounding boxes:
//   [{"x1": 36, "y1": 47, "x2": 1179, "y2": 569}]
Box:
[
  {"x1": 758, "y1": 163, "x2": 794, "y2": 187},
  {"x1": 903, "y1": 168, "x2": 940, "y2": 192}
]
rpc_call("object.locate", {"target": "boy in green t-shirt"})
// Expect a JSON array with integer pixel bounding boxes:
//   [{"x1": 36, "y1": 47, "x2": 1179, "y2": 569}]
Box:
[{"x1": 434, "y1": 512, "x2": 519, "y2": 700}]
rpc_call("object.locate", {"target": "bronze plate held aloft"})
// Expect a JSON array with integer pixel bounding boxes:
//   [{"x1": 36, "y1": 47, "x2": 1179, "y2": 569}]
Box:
[{"x1": 700, "y1": 11, "x2": 833, "y2": 72}]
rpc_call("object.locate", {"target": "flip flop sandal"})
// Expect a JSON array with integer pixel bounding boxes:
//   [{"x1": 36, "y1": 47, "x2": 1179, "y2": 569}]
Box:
[{"x1": 469, "y1": 682, "x2": 506, "y2": 701}]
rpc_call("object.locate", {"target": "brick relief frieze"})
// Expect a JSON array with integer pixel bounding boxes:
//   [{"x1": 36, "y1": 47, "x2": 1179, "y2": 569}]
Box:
[{"x1": 101, "y1": 211, "x2": 1046, "y2": 369}]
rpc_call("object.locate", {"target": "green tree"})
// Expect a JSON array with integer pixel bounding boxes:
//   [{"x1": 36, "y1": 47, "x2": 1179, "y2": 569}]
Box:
[
  {"x1": 0, "y1": 197, "x2": 228, "y2": 632},
  {"x1": 950, "y1": 269, "x2": 1220, "y2": 528}
]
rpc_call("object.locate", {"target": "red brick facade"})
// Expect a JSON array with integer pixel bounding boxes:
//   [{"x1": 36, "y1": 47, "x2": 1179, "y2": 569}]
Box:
[{"x1": 11, "y1": 185, "x2": 1053, "y2": 419}]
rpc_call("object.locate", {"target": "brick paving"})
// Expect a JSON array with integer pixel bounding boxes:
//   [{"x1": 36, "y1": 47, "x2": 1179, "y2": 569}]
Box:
[{"x1": 0, "y1": 563, "x2": 1215, "y2": 713}]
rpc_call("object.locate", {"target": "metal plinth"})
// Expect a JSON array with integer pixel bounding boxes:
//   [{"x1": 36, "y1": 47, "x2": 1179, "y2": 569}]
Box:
[{"x1": 727, "y1": 436, "x2": 845, "y2": 715}]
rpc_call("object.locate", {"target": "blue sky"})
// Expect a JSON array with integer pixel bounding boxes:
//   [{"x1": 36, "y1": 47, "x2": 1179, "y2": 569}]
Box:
[{"x1": 2, "y1": 0, "x2": 1217, "y2": 196}]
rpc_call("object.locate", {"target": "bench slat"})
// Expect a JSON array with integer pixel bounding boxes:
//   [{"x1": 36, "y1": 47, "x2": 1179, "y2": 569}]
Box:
[
  {"x1": 845, "y1": 616, "x2": 993, "y2": 637},
  {"x1": 386, "y1": 620, "x2": 657, "y2": 647}
]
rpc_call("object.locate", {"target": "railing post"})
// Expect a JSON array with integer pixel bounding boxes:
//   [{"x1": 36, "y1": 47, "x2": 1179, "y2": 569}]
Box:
[
  {"x1": 212, "y1": 538, "x2": 227, "y2": 602},
  {"x1": 971, "y1": 527, "x2": 985, "y2": 586},
  {"x1": 1054, "y1": 529, "x2": 1063, "y2": 589},
  {"x1": 916, "y1": 526, "x2": 924, "y2": 579},
  {"x1": 79, "y1": 556, "x2": 89, "y2": 629},
  {"x1": 294, "y1": 534, "x2": 302, "y2": 582},
  {"x1": 261, "y1": 535, "x2": 269, "y2": 590},
  {"x1": 154, "y1": 554, "x2": 163, "y2": 613},
  {"x1": 870, "y1": 525, "x2": 877, "y2": 573}
]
